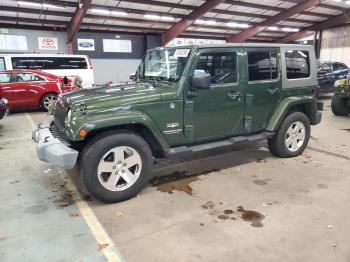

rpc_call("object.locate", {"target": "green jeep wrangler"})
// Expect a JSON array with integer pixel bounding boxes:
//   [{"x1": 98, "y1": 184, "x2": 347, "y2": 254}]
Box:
[{"x1": 32, "y1": 44, "x2": 323, "y2": 203}]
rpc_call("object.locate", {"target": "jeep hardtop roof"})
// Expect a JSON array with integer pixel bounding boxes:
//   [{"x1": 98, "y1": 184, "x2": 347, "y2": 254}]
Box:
[{"x1": 156, "y1": 43, "x2": 313, "y2": 50}]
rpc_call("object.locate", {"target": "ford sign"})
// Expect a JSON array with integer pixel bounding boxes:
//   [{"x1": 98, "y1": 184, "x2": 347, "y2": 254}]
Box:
[{"x1": 79, "y1": 42, "x2": 94, "y2": 48}]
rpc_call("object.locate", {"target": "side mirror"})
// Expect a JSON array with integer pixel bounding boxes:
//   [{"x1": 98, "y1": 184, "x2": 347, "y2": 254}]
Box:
[
  {"x1": 129, "y1": 73, "x2": 135, "y2": 80},
  {"x1": 192, "y1": 73, "x2": 211, "y2": 89},
  {"x1": 318, "y1": 70, "x2": 327, "y2": 77}
]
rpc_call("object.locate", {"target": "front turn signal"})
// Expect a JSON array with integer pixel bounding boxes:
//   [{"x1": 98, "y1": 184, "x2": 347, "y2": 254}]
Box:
[{"x1": 79, "y1": 128, "x2": 87, "y2": 137}]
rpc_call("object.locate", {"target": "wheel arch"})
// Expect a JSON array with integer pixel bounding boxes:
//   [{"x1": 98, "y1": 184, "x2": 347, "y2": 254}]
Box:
[
  {"x1": 83, "y1": 123, "x2": 167, "y2": 158},
  {"x1": 266, "y1": 96, "x2": 317, "y2": 132},
  {"x1": 75, "y1": 111, "x2": 171, "y2": 158}
]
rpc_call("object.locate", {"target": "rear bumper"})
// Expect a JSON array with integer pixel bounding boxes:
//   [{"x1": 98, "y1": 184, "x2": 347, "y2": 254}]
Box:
[{"x1": 32, "y1": 119, "x2": 78, "y2": 169}]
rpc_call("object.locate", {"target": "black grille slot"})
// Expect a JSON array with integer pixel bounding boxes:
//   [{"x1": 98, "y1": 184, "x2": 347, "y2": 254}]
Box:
[{"x1": 50, "y1": 122, "x2": 71, "y2": 146}]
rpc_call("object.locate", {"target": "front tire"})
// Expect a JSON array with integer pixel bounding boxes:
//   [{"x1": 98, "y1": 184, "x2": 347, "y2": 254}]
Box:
[
  {"x1": 80, "y1": 132, "x2": 153, "y2": 203},
  {"x1": 268, "y1": 112, "x2": 310, "y2": 158},
  {"x1": 331, "y1": 96, "x2": 349, "y2": 116}
]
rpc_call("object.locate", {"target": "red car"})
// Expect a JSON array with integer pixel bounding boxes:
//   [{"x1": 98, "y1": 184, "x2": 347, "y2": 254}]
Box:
[{"x1": 0, "y1": 70, "x2": 72, "y2": 111}]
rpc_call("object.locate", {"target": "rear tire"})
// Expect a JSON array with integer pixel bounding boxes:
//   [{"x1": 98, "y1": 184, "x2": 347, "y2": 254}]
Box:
[
  {"x1": 268, "y1": 112, "x2": 310, "y2": 158},
  {"x1": 80, "y1": 132, "x2": 153, "y2": 203},
  {"x1": 40, "y1": 93, "x2": 57, "y2": 111},
  {"x1": 331, "y1": 96, "x2": 349, "y2": 116}
]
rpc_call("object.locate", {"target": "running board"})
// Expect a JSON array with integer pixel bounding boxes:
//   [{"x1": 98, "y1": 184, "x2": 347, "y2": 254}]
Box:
[{"x1": 167, "y1": 131, "x2": 275, "y2": 156}]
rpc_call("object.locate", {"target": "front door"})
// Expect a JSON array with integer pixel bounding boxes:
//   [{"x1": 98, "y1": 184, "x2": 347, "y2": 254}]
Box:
[
  {"x1": 317, "y1": 62, "x2": 333, "y2": 93},
  {"x1": 244, "y1": 48, "x2": 282, "y2": 133},
  {"x1": 184, "y1": 49, "x2": 245, "y2": 142},
  {"x1": 12, "y1": 72, "x2": 45, "y2": 108},
  {"x1": 0, "y1": 72, "x2": 14, "y2": 107}
]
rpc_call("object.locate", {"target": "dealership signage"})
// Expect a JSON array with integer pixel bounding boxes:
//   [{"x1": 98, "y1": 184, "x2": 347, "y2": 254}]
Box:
[
  {"x1": 77, "y1": 39, "x2": 95, "y2": 51},
  {"x1": 38, "y1": 37, "x2": 58, "y2": 50}
]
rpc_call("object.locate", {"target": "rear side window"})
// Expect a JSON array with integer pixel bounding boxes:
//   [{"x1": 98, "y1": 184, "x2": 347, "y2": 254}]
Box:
[
  {"x1": 248, "y1": 51, "x2": 278, "y2": 81},
  {"x1": 0, "y1": 73, "x2": 12, "y2": 83},
  {"x1": 332, "y1": 63, "x2": 348, "y2": 72},
  {"x1": 0, "y1": 58, "x2": 5, "y2": 70},
  {"x1": 285, "y1": 50, "x2": 310, "y2": 79},
  {"x1": 15, "y1": 73, "x2": 45, "y2": 82},
  {"x1": 12, "y1": 57, "x2": 88, "y2": 70},
  {"x1": 195, "y1": 52, "x2": 237, "y2": 84}
]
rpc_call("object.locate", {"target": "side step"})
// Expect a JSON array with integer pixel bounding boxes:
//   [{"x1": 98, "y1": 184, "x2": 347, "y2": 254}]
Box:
[{"x1": 167, "y1": 131, "x2": 275, "y2": 156}]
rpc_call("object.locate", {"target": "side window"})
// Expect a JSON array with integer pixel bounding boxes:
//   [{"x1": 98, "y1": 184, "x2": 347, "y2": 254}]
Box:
[
  {"x1": 248, "y1": 51, "x2": 278, "y2": 81},
  {"x1": 195, "y1": 52, "x2": 237, "y2": 84},
  {"x1": 15, "y1": 73, "x2": 45, "y2": 82},
  {"x1": 332, "y1": 63, "x2": 341, "y2": 72},
  {"x1": 48, "y1": 57, "x2": 88, "y2": 69},
  {"x1": 318, "y1": 63, "x2": 332, "y2": 74},
  {"x1": 12, "y1": 57, "x2": 43, "y2": 69},
  {"x1": 285, "y1": 50, "x2": 310, "y2": 79},
  {"x1": 0, "y1": 58, "x2": 5, "y2": 70},
  {"x1": 0, "y1": 73, "x2": 12, "y2": 83}
]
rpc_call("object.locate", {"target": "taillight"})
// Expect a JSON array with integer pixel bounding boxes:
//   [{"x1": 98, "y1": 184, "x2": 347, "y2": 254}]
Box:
[
  {"x1": 56, "y1": 82, "x2": 62, "y2": 93},
  {"x1": 88, "y1": 58, "x2": 93, "y2": 69}
]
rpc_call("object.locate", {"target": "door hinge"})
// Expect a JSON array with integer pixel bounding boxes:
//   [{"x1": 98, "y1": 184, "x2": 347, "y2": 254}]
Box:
[
  {"x1": 244, "y1": 116, "x2": 252, "y2": 132},
  {"x1": 185, "y1": 125, "x2": 194, "y2": 138}
]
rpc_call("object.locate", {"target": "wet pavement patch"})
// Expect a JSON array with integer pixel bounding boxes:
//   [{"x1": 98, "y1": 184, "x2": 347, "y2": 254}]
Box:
[
  {"x1": 218, "y1": 214, "x2": 230, "y2": 220},
  {"x1": 253, "y1": 179, "x2": 271, "y2": 186},
  {"x1": 223, "y1": 209, "x2": 234, "y2": 215},
  {"x1": 150, "y1": 170, "x2": 219, "y2": 195},
  {"x1": 317, "y1": 184, "x2": 329, "y2": 189},
  {"x1": 25, "y1": 205, "x2": 48, "y2": 214},
  {"x1": 237, "y1": 206, "x2": 265, "y2": 228},
  {"x1": 201, "y1": 201, "x2": 216, "y2": 209}
]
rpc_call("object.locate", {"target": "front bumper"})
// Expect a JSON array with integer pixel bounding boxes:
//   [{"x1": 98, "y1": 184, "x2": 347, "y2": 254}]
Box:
[
  {"x1": 0, "y1": 98, "x2": 9, "y2": 120},
  {"x1": 32, "y1": 119, "x2": 78, "y2": 169}
]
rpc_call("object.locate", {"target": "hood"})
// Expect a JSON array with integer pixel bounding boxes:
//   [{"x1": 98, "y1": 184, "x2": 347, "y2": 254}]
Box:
[{"x1": 62, "y1": 83, "x2": 163, "y2": 111}]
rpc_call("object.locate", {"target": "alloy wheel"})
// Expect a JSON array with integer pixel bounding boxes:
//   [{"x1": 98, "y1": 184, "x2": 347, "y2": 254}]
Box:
[
  {"x1": 97, "y1": 146, "x2": 142, "y2": 191},
  {"x1": 285, "y1": 121, "x2": 306, "y2": 152}
]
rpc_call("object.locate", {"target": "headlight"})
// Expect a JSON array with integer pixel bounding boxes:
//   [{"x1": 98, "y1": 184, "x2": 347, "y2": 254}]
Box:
[
  {"x1": 1, "y1": 98, "x2": 8, "y2": 105},
  {"x1": 65, "y1": 109, "x2": 72, "y2": 123}
]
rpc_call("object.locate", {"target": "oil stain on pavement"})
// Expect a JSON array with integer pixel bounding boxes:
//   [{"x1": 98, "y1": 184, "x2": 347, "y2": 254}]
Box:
[{"x1": 150, "y1": 169, "x2": 219, "y2": 195}]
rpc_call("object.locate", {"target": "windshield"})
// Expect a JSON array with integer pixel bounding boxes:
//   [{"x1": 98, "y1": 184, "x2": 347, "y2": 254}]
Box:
[{"x1": 136, "y1": 48, "x2": 191, "y2": 82}]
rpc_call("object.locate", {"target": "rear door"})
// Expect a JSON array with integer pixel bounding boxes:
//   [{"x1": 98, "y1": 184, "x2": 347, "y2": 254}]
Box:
[
  {"x1": 332, "y1": 62, "x2": 349, "y2": 82},
  {"x1": 244, "y1": 48, "x2": 281, "y2": 133},
  {"x1": 185, "y1": 48, "x2": 246, "y2": 142}
]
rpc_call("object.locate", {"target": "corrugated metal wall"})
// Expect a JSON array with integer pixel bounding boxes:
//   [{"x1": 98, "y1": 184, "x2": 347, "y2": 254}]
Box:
[{"x1": 320, "y1": 25, "x2": 350, "y2": 65}]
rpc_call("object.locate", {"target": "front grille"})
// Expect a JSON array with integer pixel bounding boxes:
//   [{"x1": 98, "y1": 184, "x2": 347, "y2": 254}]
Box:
[{"x1": 50, "y1": 122, "x2": 71, "y2": 146}]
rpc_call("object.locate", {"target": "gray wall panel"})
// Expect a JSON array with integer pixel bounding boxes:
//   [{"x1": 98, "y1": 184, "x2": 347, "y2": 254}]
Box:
[
  {"x1": 0, "y1": 28, "x2": 67, "y2": 53},
  {"x1": 91, "y1": 59, "x2": 141, "y2": 84}
]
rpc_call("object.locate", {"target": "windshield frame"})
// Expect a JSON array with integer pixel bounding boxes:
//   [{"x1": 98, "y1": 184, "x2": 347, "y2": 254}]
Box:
[{"x1": 135, "y1": 47, "x2": 192, "y2": 83}]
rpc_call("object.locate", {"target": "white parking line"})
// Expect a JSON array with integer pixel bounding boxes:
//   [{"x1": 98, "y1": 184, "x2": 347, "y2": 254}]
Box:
[{"x1": 26, "y1": 113, "x2": 123, "y2": 262}]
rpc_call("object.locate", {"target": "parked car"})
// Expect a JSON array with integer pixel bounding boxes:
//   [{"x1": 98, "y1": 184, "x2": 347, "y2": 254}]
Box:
[
  {"x1": 317, "y1": 61, "x2": 350, "y2": 95},
  {"x1": 0, "y1": 69, "x2": 71, "y2": 111},
  {"x1": 33, "y1": 44, "x2": 323, "y2": 203},
  {"x1": 0, "y1": 98, "x2": 9, "y2": 119},
  {"x1": 0, "y1": 54, "x2": 94, "y2": 88}
]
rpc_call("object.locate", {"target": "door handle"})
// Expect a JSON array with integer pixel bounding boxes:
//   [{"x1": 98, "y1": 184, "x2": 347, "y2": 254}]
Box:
[
  {"x1": 227, "y1": 91, "x2": 241, "y2": 100},
  {"x1": 267, "y1": 88, "x2": 279, "y2": 95}
]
